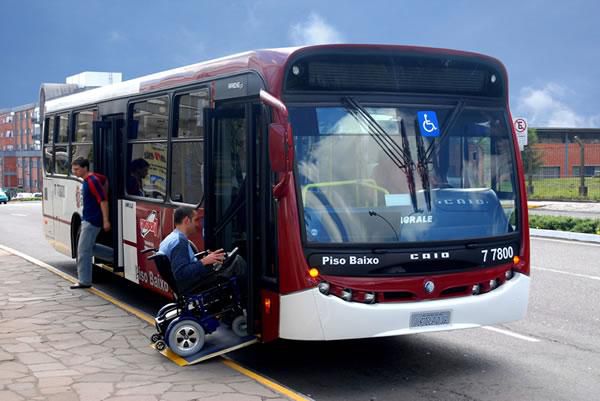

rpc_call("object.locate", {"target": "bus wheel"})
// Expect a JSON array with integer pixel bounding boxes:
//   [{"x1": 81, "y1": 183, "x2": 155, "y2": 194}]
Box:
[
  {"x1": 232, "y1": 315, "x2": 248, "y2": 337},
  {"x1": 72, "y1": 224, "x2": 81, "y2": 259},
  {"x1": 167, "y1": 319, "x2": 205, "y2": 357}
]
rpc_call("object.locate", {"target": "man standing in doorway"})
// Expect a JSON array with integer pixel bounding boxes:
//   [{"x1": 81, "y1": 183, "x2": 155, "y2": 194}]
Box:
[{"x1": 70, "y1": 157, "x2": 111, "y2": 289}]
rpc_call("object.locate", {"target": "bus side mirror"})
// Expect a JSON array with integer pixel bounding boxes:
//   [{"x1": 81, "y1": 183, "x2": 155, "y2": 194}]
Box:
[
  {"x1": 269, "y1": 123, "x2": 293, "y2": 173},
  {"x1": 260, "y1": 89, "x2": 294, "y2": 173}
]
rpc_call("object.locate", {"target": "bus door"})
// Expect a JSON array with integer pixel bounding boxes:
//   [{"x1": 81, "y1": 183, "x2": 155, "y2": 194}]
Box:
[
  {"x1": 205, "y1": 101, "x2": 266, "y2": 339},
  {"x1": 92, "y1": 114, "x2": 123, "y2": 269}
]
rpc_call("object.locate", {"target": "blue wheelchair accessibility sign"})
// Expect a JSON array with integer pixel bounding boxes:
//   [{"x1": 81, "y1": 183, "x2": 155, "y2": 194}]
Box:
[{"x1": 417, "y1": 111, "x2": 440, "y2": 137}]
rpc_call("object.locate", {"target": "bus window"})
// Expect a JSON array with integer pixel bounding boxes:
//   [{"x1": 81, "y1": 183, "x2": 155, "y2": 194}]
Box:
[
  {"x1": 127, "y1": 96, "x2": 169, "y2": 200},
  {"x1": 54, "y1": 113, "x2": 70, "y2": 175},
  {"x1": 128, "y1": 96, "x2": 169, "y2": 140},
  {"x1": 71, "y1": 110, "x2": 96, "y2": 172},
  {"x1": 171, "y1": 90, "x2": 208, "y2": 204},
  {"x1": 43, "y1": 117, "x2": 55, "y2": 174}
]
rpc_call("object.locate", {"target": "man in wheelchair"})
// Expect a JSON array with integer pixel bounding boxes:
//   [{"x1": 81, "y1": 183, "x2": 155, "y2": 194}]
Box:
[
  {"x1": 148, "y1": 206, "x2": 248, "y2": 357},
  {"x1": 159, "y1": 206, "x2": 246, "y2": 296}
]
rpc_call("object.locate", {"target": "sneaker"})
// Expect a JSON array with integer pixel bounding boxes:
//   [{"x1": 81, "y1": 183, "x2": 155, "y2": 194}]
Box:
[{"x1": 70, "y1": 283, "x2": 92, "y2": 289}]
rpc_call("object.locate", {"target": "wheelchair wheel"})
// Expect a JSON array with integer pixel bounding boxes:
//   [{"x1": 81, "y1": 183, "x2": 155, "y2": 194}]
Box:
[
  {"x1": 167, "y1": 319, "x2": 205, "y2": 357},
  {"x1": 150, "y1": 333, "x2": 162, "y2": 343},
  {"x1": 155, "y1": 340, "x2": 167, "y2": 351},
  {"x1": 232, "y1": 315, "x2": 248, "y2": 337}
]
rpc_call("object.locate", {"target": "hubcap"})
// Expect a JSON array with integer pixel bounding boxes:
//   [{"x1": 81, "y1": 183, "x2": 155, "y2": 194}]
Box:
[{"x1": 175, "y1": 326, "x2": 198, "y2": 350}]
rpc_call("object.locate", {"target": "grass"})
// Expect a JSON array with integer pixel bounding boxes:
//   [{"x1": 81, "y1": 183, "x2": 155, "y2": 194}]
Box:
[
  {"x1": 529, "y1": 214, "x2": 600, "y2": 234},
  {"x1": 9, "y1": 198, "x2": 41, "y2": 202},
  {"x1": 527, "y1": 176, "x2": 600, "y2": 201}
]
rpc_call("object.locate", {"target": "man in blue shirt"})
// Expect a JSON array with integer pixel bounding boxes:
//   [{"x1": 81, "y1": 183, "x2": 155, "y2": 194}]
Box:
[
  {"x1": 70, "y1": 157, "x2": 111, "y2": 289},
  {"x1": 159, "y1": 206, "x2": 246, "y2": 295}
]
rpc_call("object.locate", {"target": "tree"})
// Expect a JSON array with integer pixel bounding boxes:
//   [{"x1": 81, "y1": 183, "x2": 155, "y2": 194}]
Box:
[{"x1": 520, "y1": 128, "x2": 543, "y2": 195}]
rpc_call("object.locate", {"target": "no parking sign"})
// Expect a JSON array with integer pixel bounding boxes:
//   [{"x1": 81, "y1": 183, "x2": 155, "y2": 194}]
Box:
[{"x1": 513, "y1": 117, "x2": 528, "y2": 150}]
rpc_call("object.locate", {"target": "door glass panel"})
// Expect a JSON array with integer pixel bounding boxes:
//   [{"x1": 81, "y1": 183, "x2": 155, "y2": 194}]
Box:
[
  {"x1": 213, "y1": 105, "x2": 247, "y2": 249},
  {"x1": 71, "y1": 144, "x2": 94, "y2": 172}
]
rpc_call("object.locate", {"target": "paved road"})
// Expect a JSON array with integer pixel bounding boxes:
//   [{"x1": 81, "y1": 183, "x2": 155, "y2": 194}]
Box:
[
  {"x1": 528, "y1": 201, "x2": 600, "y2": 219},
  {"x1": 1, "y1": 202, "x2": 599, "y2": 401}
]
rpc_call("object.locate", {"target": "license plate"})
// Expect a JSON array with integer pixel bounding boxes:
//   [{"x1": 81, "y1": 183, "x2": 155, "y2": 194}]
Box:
[{"x1": 409, "y1": 311, "x2": 451, "y2": 328}]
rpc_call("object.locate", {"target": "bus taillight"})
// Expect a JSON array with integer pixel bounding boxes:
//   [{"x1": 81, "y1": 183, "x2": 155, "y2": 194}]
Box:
[{"x1": 264, "y1": 297, "x2": 272, "y2": 315}]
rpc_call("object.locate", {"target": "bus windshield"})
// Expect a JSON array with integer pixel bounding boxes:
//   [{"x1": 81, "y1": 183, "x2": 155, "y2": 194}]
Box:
[{"x1": 290, "y1": 103, "x2": 520, "y2": 244}]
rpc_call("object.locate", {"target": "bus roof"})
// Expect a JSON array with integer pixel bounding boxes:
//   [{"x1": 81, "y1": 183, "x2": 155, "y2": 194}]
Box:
[{"x1": 44, "y1": 44, "x2": 506, "y2": 114}]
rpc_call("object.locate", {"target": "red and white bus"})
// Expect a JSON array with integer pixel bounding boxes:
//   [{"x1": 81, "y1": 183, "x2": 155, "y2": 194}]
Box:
[{"x1": 41, "y1": 44, "x2": 530, "y2": 344}]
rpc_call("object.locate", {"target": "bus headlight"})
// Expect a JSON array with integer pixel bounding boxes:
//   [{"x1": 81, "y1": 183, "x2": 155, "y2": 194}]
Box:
[
  {"x1": 489, "y1": 279, "x2": 498, "y2": 290},
  {"x1": 341, "y1": 289, "x2": 353, "y2": 302},
  {"x1": 364, "y1": 292, "x2": 376, "y2": 304},
  {"x1": 318, "y1": 282, "x2": 330, "y2": 295},
  {"x1": 472, "y1": 284, "x2": 481, "y2": 295},
  {"x1": 505, "y1": 270, "x2": 514, "y2": 280}
]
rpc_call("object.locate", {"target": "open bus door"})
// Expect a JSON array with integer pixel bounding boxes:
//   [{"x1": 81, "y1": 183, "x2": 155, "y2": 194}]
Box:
[
  {"x1": 91, "y1": 114, "x2": 123, "y2": 272},
  {"x1": 163, "y1": 101, "x2": 265, "y2": 364}
]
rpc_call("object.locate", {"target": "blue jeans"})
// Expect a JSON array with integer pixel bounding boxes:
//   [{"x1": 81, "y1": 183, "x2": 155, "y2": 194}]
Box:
[{"x1": 76, "y1": 221, "x2": 101, "y2": 286}]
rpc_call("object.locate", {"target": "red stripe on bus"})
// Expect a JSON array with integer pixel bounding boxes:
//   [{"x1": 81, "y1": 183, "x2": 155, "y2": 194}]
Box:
[
  {"x1": 43, "y1": 214, "x2": 72, "y2": 226},
  {"x1": 123, "y1": 239, "x2": 138, "y2": 248}
]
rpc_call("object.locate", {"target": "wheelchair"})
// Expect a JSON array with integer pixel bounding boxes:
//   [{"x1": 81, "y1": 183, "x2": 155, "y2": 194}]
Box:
[{"x1": 142, "y1": 247, "x2": 247, "y2": 357}]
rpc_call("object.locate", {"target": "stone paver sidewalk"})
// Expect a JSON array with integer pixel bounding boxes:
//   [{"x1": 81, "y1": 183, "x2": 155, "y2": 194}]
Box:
[{"x1": 0, "y1": 250, "x2": 290, "y2": 401}]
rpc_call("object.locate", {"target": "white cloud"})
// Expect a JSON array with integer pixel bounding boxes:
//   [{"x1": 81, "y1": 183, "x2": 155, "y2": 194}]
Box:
[
  {"x1": 516, "y1": 83, "x2": 600, "y2": 128},
  {"x1": 289, "y1": 13, "x2": 344, "y2": 46}
]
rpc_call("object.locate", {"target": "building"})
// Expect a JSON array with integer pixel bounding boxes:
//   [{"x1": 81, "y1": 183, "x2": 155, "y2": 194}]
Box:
[
  {"x1": 0, "y1": 71, "x2": 121, "y2": 195},
  {"x1": 533, "y1": 128, "x2": 600, "y2": 177},
  {"x1": 0, "y1": 104, "x2": 41, "y2": 193}
]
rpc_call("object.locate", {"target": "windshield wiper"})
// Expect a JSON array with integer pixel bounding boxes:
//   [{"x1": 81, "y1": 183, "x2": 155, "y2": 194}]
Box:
[
  {"x1": 343, "y1": 97, "x2": 419, "y2": 213},
  {"x1": 415, "y1": 132, "x2": 431, "y2": 211}
]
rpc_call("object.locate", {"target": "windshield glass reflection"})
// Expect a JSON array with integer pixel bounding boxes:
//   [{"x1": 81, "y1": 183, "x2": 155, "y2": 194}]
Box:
[{"x1": 290, "y1": 105, "x2": 519, "y2": 244}]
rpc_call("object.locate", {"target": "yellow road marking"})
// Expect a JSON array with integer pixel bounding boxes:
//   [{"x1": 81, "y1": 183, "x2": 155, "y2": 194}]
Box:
[
  {"x1": 0, "y1": 244, "x2": 311, "y2": 401},
  {"x1": 222, "y1": 357, "x2": 312, "y2": 401}
]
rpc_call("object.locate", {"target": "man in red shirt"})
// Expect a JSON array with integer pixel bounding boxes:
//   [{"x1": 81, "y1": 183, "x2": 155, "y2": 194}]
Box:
[{"x1": 70, "y1": 157, "x2": 111, "y2": 289}]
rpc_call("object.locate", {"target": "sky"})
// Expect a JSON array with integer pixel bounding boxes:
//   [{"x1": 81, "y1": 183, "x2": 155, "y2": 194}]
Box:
[{"x1": 1, "y1": 0, "x2": 599, "y2": 128}]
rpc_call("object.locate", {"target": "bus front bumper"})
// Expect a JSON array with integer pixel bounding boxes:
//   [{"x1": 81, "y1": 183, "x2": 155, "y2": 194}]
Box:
[{"x1": 279, "y1": 273, "x2": 530, "y2": 341}]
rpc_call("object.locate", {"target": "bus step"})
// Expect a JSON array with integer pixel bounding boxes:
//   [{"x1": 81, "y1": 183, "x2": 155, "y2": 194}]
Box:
[
  {"x1": 94, "y1": 263, "x2": 124, "y2": 277},
  {"x1": 93, "y1": 243, "x2": 114, "y2": 261}
]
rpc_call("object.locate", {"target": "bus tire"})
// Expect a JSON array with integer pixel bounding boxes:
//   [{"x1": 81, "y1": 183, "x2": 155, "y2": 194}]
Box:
[{"x1": 71, "y1": 217, "x2": 82, "y2": 259}]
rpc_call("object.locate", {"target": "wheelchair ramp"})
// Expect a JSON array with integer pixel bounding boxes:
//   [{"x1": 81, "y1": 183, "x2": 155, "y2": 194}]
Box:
[{"x1": 154, "y1": 326, "x2": 258, "y2": 365}]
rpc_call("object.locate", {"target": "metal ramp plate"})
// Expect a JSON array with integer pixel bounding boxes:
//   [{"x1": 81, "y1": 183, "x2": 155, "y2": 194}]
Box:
[{"x1": 154, "y1": 325, "x2": 258, "y2": 365}]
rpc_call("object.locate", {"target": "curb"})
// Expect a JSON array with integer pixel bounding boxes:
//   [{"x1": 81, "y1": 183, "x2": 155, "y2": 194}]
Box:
[{"x1": 530, "y1": 228, "x2": 600, "y2": 244}]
